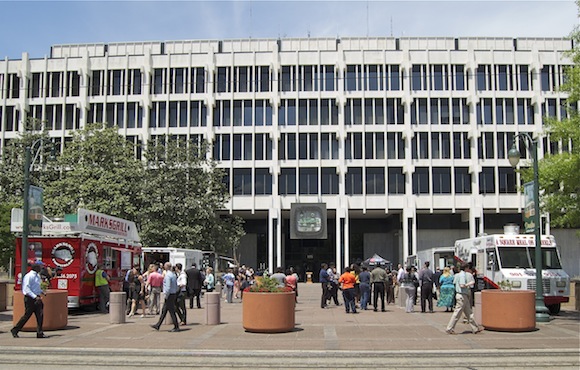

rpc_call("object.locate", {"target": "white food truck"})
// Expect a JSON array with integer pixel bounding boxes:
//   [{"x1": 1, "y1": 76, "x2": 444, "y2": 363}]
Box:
[
  {"x1": 406, "y1": 246, "x2": 456, "y2": 271},
  {"x1": 142, "y1": 247, "x2": 204, "y2": 270},
  {"x1": 454, "y1": 229, "x2": 570, "y2": 314}
]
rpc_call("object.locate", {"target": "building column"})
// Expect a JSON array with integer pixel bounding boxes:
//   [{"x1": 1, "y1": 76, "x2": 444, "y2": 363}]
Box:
[{"x1": 402, "y1": 208, "x2": 416, "y2": 265}]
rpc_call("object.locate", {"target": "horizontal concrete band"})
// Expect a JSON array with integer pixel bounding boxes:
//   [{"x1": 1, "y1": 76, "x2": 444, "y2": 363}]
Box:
[{"x1": 0, "y1": 347, "x2": 578, "y2": 368}]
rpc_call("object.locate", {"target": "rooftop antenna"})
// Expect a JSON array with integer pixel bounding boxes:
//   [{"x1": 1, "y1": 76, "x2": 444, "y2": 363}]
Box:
[{"x1": 366, "y1": 1, "x2": 369, "y2": 37}]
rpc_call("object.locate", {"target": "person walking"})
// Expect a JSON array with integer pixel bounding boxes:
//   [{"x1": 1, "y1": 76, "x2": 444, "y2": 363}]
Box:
[
  {"x1": 222, "y1": 268, "x2": 236, "y2": 303},
  {"x1": 338, "y1": 267, "x2": 357, "y2": 314},
  {"x1": 370, "y1": 266, "x2": 388, "y2": 312},
  {"x1": 95, "y1": 264, "x2": 110, "y2": 313},
  {"x1": 445, "y1": 264, "x2": 483, "y2": 334},
  {"x1": 418, "y1": 261, "x2": 434, "y2": 313},
  {"x1": 175, "y1": 263, "x2": 188, "y2": 325},
  {"x1": 146, "y1": 264, "x2": 163, "y2": 315},
  {"x1": 150, "y1": 262, "x2": 180, "y2": 332},
  {"x1": 185, "y1": 263, "x2": 204, "y2": 309},
  {"x1": 12, "y1": 261, "x2": 47, "y2": 339}
]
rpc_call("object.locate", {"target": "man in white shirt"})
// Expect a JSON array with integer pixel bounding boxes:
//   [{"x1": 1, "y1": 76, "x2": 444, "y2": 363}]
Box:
[
  {"x1": 12, "y1": 261, "x2": 46, "y2": 338},
  {"x1": 445, "y1": 264, "x2": 483, "y2": 334}
]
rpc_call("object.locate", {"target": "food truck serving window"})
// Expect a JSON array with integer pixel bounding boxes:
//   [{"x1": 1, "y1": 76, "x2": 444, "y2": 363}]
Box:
[{"x1": 497, "y1": 247, "x2": 531, "y2": 268}]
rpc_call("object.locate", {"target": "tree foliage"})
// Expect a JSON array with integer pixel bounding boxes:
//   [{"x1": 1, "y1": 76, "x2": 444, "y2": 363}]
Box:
[
  {"x1": 528, "y1": 17, "x2": 580, "y2": 229},
  {"x1": 139, "y1": 137, "x2": 244, "y2": 254},
  {"x1": 44, "y1": 123, "x2": 144, "y2": 222}
]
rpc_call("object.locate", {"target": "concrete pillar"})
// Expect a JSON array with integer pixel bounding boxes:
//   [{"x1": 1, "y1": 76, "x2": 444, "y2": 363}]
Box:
[
  {"x1": 109, "y1": 292, "x2": 126, "y2": 324},
  {"x1": 205, "y1": 292, "x2": 221, "y2": 325}
]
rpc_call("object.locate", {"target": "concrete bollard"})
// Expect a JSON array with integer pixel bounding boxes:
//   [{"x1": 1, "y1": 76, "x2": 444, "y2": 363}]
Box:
[
  {"x1": 474, "y1": 292, "x2": 482, "y2": 324},
  {"x1": 398, "y1": 286, "x2": 408, "y2": 308},
  {"x1": 205, "y1": 292, "x2": 221, "y2": 325},
  {"x1": 109, "y1": 292, "x2": 127, "y2": 324}
]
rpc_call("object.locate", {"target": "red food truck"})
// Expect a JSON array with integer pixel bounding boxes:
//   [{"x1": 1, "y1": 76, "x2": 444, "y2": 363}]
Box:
[{"x1": 13, "y1": 208, "x2": 141, "y2": 309}]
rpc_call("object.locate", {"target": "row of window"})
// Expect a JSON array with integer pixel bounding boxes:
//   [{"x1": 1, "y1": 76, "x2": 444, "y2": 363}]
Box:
[
  {"x1": 226, "y1": 166, "x2": 516, "y2": 196},
  {"x1": 0, "y1": 63, "x2": 569, "y2": 100},
  {"x1": 7, "y1": 97, "x2": 564, "y2": 132}
]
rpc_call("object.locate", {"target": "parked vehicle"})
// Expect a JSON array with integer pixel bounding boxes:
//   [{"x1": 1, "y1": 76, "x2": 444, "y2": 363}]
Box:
[
  {"x1": 13, "y1": 209, "x2": 141, "y2": 309},
  {"x1": 406, "y1": 246, "x2": 456, "y2": 270},
  {"x1": 454, "y1": 227, "x2": 570, "y2": 315},
  {"x1": 142, "y1": 247, "x2": 204, "y2": 270}
]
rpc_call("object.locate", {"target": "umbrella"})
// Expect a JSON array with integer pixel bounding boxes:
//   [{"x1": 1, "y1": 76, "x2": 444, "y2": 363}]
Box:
[{"x1": 362, "y1": 254, "x2": 391, "y2": 269}]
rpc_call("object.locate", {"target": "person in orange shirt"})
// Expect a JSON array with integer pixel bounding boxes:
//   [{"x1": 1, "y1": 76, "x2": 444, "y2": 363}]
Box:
[{"x1": 338, "y1": 266, "x2": 358, "y2": 314}]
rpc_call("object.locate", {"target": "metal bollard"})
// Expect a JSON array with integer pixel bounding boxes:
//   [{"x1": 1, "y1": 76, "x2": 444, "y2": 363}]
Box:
[
  {"x1": 204, "y1": 292, "x2": 221, "y2": 325},
  {"x1": 109, "y1": 292, "x2": 127, "y2": 324},
  {"x1": 398, "y1": 286, "x2": 408, "y2": 308}
]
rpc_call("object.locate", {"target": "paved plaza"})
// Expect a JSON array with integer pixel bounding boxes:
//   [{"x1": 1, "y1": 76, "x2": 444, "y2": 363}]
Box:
[{"x1": 0, "y1": 283, "x2": 578, "y2": 368}]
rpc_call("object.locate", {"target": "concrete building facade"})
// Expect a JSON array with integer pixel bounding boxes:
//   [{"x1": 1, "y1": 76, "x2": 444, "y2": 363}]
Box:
[{"x1": 1, "y1": 37, "x2": 577, "y2": 278}]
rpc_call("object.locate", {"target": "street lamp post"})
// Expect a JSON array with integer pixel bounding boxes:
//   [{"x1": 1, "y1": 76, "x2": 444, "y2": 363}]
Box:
[
  {"x1": 21, "y1": 139, "x2": 53, "y2": 279},
  {"x1": 507, "y1": 133, "x2": 550, "y2": 322}
]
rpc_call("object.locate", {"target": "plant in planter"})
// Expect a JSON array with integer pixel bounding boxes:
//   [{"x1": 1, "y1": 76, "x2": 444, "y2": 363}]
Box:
[
  {"x1": 242, "y1": 275, "x2": 296, "y2": 333},
  {"x1": 497, "y1": 279, "x2": 513, "y2": 291}
]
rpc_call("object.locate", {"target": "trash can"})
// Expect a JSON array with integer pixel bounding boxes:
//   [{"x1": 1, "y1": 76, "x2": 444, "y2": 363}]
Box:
[
  {"x1": 205, "y1": 292, "x2": 221, "y2": 325},
  {"x1": 109, "y1": 292, "x2": 126, "y2": 324}
]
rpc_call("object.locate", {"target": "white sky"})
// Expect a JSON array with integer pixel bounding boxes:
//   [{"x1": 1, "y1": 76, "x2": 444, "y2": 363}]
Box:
[{"x1": 0, "y1": 0, "x2": 578, "y2": 59}]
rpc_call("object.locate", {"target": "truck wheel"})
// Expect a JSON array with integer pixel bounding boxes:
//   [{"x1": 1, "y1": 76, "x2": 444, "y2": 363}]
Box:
[{"x1": 547, "y1": 303, "x2": 561, "y2": 315}]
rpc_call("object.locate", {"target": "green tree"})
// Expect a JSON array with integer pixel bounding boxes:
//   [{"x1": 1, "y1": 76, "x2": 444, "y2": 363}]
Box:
[
  {"x1": 527, "y1": 17, "x2": 580, "y2": 228},
  {"x1": 0, "y1": 119, "x2": 54, "y2": 272},
  {"x1": 140, "y1": 137, "x2": 244, "y2": 253},
  {"x1": 43, "y1": 123, "x2": 144, "y2": 221}
]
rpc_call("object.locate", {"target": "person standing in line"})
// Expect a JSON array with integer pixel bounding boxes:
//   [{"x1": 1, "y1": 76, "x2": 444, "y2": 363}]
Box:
[
  {"x1": 319, "y1": 263, "x2": 332, "y2": 309},
  {"x1": 12, "y1": 261, "x2": 47, "y2": 338},
  {"x1": 95, "y1": 264, "x2": 110, "y2": 314},
  {"x1": 150, "y1": 262, "x2": 180, "y2": 332},
  {"x1": 400, "y1": 266, "x2": 418, "y2": 313},
  {"x1": 445, "y1": 264, "x2": 483, "y2": 334},
  {"x1": 370, "y1": 266, "x2": 388, "y2": 312},
  {"x1": 270, "y1": 266, "x2": 287, "y2": 287},
  {"x1": 185, "y1": 263, "x2": 204, "y2": 309},
  {"x1": 394, "y1": 263, "x2": 404, "y2": 300},
  {"x1": 338, "y1": 266, "x2": 357, "y2": 314},
  {"x1": 175, "y1": 263, "x2": 188, "y2": 326},
  {"x1": 385, "y1": 269, "x2": 395, "y2": 305},
  {"x1": 285, "y1": 268, "x2": 298, "y2": 302},
  {"x1": 146, "y1": 264, "x2": 163, "y2": 315},
  {"x1": 327, "y1": 263, "x2": 341, "y2": 306},
  {"x1": 222, "y1": 268, "x2": 236, "y2": 303},
  {"x1": 437, "y1": 267, "x2": 455, "y2": 312},
  {"x1": 204, "y1": 267, "x2": 215, "y2": 292},
  {"x1": 418, "y1": 261, "x2": 434, "y2": 313},
  {"x1": 358, "y1": 266, "x2": 371, "y2": 310}
]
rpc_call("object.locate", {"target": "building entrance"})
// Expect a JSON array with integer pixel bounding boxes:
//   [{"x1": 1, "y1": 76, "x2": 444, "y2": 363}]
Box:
[{"x1": 283, "y1": 218, "x2": 336, "y2": 282}]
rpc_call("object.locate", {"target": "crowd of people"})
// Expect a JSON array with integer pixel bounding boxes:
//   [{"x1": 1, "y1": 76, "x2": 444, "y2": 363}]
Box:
[{"x1": 316, "y1": 261, "x2": 483, "y2": 334}]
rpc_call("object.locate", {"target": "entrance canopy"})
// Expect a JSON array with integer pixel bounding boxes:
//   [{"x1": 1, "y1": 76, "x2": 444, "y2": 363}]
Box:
[{"x1": 362, "y1": 254, "x2": 392, "y2": 270}]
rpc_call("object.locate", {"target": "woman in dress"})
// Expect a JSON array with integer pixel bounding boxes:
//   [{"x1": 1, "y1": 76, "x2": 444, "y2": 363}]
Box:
[
  {"x1": 437, "y1": 266, "x2": 455, "y2": 312},
  {"x1": 128, "y1": 267, "x2": 146, "y2": 317}
]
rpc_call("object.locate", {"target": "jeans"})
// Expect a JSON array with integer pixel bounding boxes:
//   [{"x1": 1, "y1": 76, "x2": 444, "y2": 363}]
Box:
[
  {"x1": 420, "y1": 282, "x2": 434, "y2": 312},
  {"x1": 359, "y1": 282, "x2": 370, "y2": 310},
  {"x1": 225, "y1": 285, "x2": 234, "y2": 303},
  {"x1": 342, "y1": 288, "x2": 357, "y2": 313},
  {"x1": 373, "y1": 282, "x2": 385, "y2": 311}
]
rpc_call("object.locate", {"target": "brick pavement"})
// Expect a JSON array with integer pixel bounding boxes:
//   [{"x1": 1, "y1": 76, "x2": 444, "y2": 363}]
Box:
[{"x1": 0, "y1": 282, "x2": 578, "y2": 354}]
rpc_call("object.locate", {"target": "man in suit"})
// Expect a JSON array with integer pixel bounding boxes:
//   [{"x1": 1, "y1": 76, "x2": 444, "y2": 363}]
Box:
[{"x1": 185, "y1": 263, "x2": 204, "y2": 309}]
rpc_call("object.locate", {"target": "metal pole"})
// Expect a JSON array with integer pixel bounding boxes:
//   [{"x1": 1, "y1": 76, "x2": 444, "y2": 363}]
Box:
[
  {"x1": 21, "y1": 146, "x2": 32, "y2": 279},
  {"x1": 531, "y1": 139, "x2": 550, "y2": 322}
]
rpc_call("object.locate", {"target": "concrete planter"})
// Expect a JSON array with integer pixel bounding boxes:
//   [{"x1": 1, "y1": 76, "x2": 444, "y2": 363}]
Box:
[
  {"x1": 242, "y1": 291, "x2": 296, "y2": 333},
  {"x1": 13, "y1": 290, "x2": 68, "y2": 331},
  {"x1": 481, "y1": 290, "x2": 535, "y2": 332}
]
